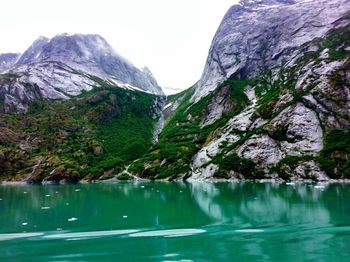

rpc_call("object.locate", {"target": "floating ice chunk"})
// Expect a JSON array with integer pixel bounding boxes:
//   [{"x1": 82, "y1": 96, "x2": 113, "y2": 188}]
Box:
[
  {"x1": 45, "y1": 194, "x2": 51, "y2": 197},
  {"x1": 141, "y1": 186, "x2": 145, "y2": 188},
  {"x1": 22, "y1": 222, "x2": 28, "y2": 226},
  {"x1": 123, "y1": 215, "x2": 128, "y2": 218},
  {"x1": 23, "y1": 192, "x2": 28, "y2": 194},
  {"x1": 66, "y1": 203, "x2": 70, "y2": 206},
  {"x1": 164, "y1": 253, "x2": 179, "y2": 258},
  {"x1": 75, "y1": 189, "x2": 80, "y2": 192},
  {"x1": 41, "y1": 207, "x2": 50, "y2": 210},
  {"x1": 68, "y1": 217, "x2": 78, "y2": 222},
  {"x1": 314, "y1": 185, "x2": 325, "y2": 189}
]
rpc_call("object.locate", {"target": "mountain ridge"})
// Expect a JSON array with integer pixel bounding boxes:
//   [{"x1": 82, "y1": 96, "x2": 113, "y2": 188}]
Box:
[
  {"x1": 193, "y1": 0, "x2": 350, "y2": 102},
  {"x1": 0, "y1": 33, "x2": 163, "y2": 113},
  {"x1": 1, "y1": 0, "x2": 350, "y2": 183},
  {"x1": 128, "y1": 0, "x2": 350, "y2": 182}
]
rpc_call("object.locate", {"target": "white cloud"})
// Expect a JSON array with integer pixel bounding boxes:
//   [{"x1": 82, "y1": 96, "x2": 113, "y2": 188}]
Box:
[{"x1": 0, "y1": 0, "x2": 238, "y2": 91}]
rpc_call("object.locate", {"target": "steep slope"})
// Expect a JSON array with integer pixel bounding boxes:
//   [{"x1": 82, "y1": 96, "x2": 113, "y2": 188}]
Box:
[
  {"x1": 194, "y1": 0, "x2": 350, "y2": 101},
  {"x1": 131, "y1": 0, "x2": 350, "y2": 181},
  {"x1": 0, "y1": 80, "x2": 164, "y2": 183},
  {"x1": 0, "y1": 34, "x2": 163, "y2": 113},
  {"x1": 0, "y1": 53, "x2": 20, "y2": 72}
]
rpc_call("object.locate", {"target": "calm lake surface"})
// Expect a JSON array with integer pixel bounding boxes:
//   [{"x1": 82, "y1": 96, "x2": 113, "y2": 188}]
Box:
[{"x1": 0, "y1": 182, "x2": 350, "y2": 261}]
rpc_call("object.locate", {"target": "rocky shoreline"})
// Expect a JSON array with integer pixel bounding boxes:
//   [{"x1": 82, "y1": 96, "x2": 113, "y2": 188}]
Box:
[{"x1": 2, "y1": 177, "x2": 350, "y2": 185}]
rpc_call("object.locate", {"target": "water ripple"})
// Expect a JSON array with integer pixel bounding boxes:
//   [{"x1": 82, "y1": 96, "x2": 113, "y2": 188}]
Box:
[
  {"x1": 129, "y1": 228, "x2": 206, "y2": 238},
  {"x1": 44, "y1": 229, "x2": 139, "y2": 240},
  {"x1": 0, "y1": 232, "x2": 44, "y2": 241}
]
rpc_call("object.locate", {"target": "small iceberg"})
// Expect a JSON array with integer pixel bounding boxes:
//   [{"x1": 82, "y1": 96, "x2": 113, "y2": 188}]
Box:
[
  {"x1": 314, "y1": 185, "x2": 326, "y2": 189},
  {"x1": 68, "y1": 217, "x2": 78, "y2": 222},
  {"x1": 41, "y1": 207, "x2": 50, "y2": 210}
]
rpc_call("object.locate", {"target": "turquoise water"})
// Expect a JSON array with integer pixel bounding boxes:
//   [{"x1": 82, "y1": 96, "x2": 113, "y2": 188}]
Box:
[{"x1": 0, "y1": 182, "x2": 350, "y2": 261}]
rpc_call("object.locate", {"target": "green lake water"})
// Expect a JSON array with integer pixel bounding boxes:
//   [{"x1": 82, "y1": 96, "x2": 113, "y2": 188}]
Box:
[{"x1": 0, "y1": 182, "x2": 349, "y2": 261}]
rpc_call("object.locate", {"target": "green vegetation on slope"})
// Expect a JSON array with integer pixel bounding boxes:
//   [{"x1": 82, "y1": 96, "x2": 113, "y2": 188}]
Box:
[
  {"x1": 0, "y1": 82, "x2": 159, "y2": 182},
  {"x1": 318, "y1": 128, "x2": 350, "y2": 179},
  {"x1": 130, "y1": 79, "x2": 251, "y2": 180}
]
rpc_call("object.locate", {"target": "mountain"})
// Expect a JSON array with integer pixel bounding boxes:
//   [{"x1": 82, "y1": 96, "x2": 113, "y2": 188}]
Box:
[
  {"x1": 193, "y1": 0, "x2": 350, "y2": 101},
  {"x1": 0, "y1": 53, "x2": 21, "y2": 72},
  {"x1": 0, "y1": 33, "x2": 163, "y2": 113},
  {"x1": 0, "y1": 80, "x2": 165, "y2": 183},
  {"x1": 130, "y1": 0, "x2": 350, "y2": 181},
  {"x1": 1, "y1": 0, "x2": 350, "y2": 183}
]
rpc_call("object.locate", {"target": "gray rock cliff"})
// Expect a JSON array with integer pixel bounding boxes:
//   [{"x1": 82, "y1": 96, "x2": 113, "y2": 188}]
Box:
[
  {"x1": 0, "y1": 34, "x2": 163, "y2": 113},
  {"x1": 187, "y1": 0, "x2": 350, "y2": 180},
  {"x1": 193, "y1": 0, "x2": 350, "y2": 101}
]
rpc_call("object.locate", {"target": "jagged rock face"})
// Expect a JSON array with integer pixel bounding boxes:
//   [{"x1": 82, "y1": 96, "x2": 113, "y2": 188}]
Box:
[
  {"x1": 0, "y1": 34, "x2": 163, "y2": 113},
  {"x1": 193, "y1": 0, "x2": 350, "y2": 102},
  {"x1": 15, "y1": 36, "x2": 50, "y2": 65},
  {"x1": 179, "y1": 0, "x2": 350, "y2": 181},
  {"x1": 0, "y1": 53, "x2": 20, "y2": 72},
  {"x1": 0, "y1": 62, "x2": 96, "y2": 113}
]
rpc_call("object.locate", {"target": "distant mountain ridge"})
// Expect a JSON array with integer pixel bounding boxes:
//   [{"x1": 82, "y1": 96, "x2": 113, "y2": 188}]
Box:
[{"x1": 0, "y1": 33, "x2": 163, "y2": 113}]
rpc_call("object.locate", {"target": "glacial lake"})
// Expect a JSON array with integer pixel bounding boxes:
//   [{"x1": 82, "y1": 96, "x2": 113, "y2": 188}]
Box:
[{"x1": 0, "y1": 182, "x2": 350, "y2": 261}]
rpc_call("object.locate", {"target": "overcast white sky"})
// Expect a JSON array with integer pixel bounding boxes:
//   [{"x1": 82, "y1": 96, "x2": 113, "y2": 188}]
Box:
[{"x1": 0, "y1": 0, "x2": 238, "y2": 93}]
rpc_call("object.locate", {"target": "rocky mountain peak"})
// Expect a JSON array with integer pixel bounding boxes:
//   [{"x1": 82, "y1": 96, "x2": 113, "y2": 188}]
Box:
[
  {"x1": 16, "y1": 36, "x2": 49, "y2": 66},
  {"x1": 0, "y1": 53, "x2": 20, "y2": 72},
  {"x1": 0, "y1": 33, "x2": 163, "y2": 113},
  {"x1": 193, "y1": 0, "x2": 350, "y2": 102},
  {"x1": 39, "y1": 33, "x2": 116, "y2": 63}
]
